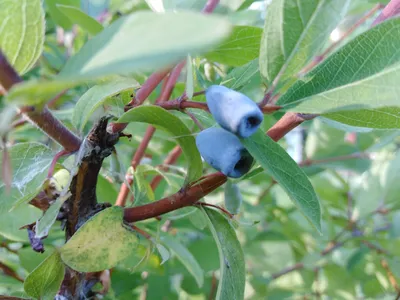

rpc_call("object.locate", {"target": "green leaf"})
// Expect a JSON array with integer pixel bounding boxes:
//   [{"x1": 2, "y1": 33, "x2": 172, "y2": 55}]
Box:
[
  {"x1": 205, "y1": 26, "x2": 262, "y2": 67},
  {"x1": 278, "y1": 17, "x2": 400, "y2": 113},
  {"x1": 118, "y1": 106, "x2": 202, "y2": 183},
  {"x1": 241, "y1": 130, "x2": 321, "y2": 232},
  {"x1": 57, "y1": 5, "x2": 104, "y2": 35},
  {"x1": 259, "y1": 0, "x2": 349, "y2": 83},
  {"x1": 6, "y1": 79, "x2": 79, "y2": 106},
  {"x1": 7, "y1": 11, "x2": 230, "y2": 106},
  {"x1": 224, "y1": 181, "x2": 243, "y2": 215},
  {"x1": 223, "y1": 58, "x2": 260, "y2": 90},
  {"x1": 59, "y1": 11, "x2": 231, "y2": 80},
  {"x1": 60, "y1": 206, "x2": 138, "y2": 272},
  {"x1": 0, "y1": 0, "x2": 45, "y2": 74},
  {"x1": 0, "y1": 143, "x2": 53, "y2": 241},
  {"x1": 201, "y1": 207, "x2": 245, "y2": 300},
  {"x1": 186, "y1": 108, "x2": 216, "y2": 128},
  {"x1": 160, "y1": 234, "x2": 204, "y2": 287},
  {"x1": 35, "y1": 193, "x2": 70, "y2": 239},
  {"x1": 323, "y1": 107, "x2": 400, "y2": 129},
  {"x1": 72, "y1": 78, "x2": 138, "y2": 132},
  {"x1": 24, "y1": 251, "x2": 65, "y2": 300},
  {"x1": 45, "y1": 0, "x2": 80, "y2": 29},
  {"x1": 154, "y1": 242, "x2": 170, "y2": 265}
]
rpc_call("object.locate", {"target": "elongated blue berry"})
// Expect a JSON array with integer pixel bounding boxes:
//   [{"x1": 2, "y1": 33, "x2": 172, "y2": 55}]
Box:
[
  {"x1": 196, "y1": 127, "x2": 253, "y2": 178},
  {"x1": 206, "y1": 85, "x2": 263, "y2": 138}
]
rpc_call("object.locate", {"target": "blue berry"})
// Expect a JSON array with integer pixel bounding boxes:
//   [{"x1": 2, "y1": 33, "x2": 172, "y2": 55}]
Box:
[
  {"x1": 206, "y1": 85, "x2": 263, "y2": 138},
  {"x1": 196, "y1": 127, "x2": 253, "y2": 178}
]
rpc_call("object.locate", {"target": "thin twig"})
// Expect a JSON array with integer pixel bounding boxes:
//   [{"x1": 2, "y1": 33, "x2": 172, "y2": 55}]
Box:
[
  {"x1": 130, "y1": 225, "x2": 152, "y2": 240},
  {"x1": 373, "y1": 0, "x2": 400, "y2": 25},
  {"x1": 209, "y1": 272, "x2": 218, "y2": 300},
  {"x1": 298, "y1": 153, "x2": 370, "y2": 167},
  {"x1": 381, "y1": 259, "x2": 400, "y2": 292},
  {"x1": 185, "y1": 109, "x2": 204, "y2": 130},
  {"x1": 47, "y1": 89, "x2": 69, "y2": 109},
  {"x1": 195, "y1": 202, "x2": 233, "y2": 218},
  {"x1": 0, "y1": 52, "x2": 82, "y2": 152},
  {"x1": 0, "y1": 262, "x2": 23, "y2": 282},
  {"x1": 202, "y1": 0, "x2": 220, "y2": 14},
  {"x1": 256, "y1": 180, "x2": 276, "y2": 204},
  {"x1": 271, "y1": 263, "x2": 304, "y2": 279},
  {"x1": 47, "y1": 149, "x2": 70, "y2": 178}
]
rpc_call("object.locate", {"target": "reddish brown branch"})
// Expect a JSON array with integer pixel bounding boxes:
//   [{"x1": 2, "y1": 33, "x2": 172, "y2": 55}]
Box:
[
  {"x1": 0, "y1": 261, "x2": 23, "y2": 282},
  {"x1": 202, "y1": 0, "x2": 220, "y2": 13},
  {"x1": 0, "y1": 53, "x2": 21, "y2": 90},
  {"x1": 130, "y1": 69, "x2": 170, "y2": 106},
  {"x1": 158, "y1": 99, "x2": 281, "y2": 114},
  {"x1": 116, "y1": 64, "x2": 186, "y2": 207},
  {"x1": 27, "y1": 108, "x2": 82, "y2": 152},
  {"x1": 47, "y1": 89, "x2": 69, "y2": 109},
  {"x1": 124, "y1": 172, "x2": 227, "y2": 222},
  {"x1": 0, "y1": 51, "x2": 82, "y2": 152},
  {"x1": 373, "y1": 0, "x2": 400, "y2": 25},
  {"x1": 156, "y1": 62, "x2": 186, "y2": 104},
  {"x1": 266, "y1": 113, "x2": 307, "y2": 142}
]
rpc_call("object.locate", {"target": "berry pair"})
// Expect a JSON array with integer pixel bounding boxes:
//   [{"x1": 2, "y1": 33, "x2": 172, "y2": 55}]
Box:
[{"x1": 196, "y1": 86, "x2": 263, "y2": 178}]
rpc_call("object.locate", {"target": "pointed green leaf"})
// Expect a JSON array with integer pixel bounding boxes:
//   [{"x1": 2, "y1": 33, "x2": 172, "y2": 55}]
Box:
[
  {"x1": 57, "y1": 5, "x2": 104, "y2": 35},
  {"x1": 241, "y1": 130, "x2": 321, "y2": 232},
  {"x1": 72, "y1": 78, "x2": 138, "y2": 132},
  {"x1": 24, "y1": 251, "x2": 65, "y2": 300},
  {"x1": 45, "y1": 0, "x2": 80, "y2": 29},
  {"x1": 260, "y1": 0, "x2": 350, "y2": 83},
  {"x1": 35, "y1": 193, "x2": 70, "y2": 239},
  {"x1": 206, "y1": 25, "x2": 262, "y2": 66},
  {"x1": 0, "y1": 0, "x2": 45, "y2": 74},
  {"x1": 118, "y1": 106, "x2": 202, "y2": 183},
  {"x1": 0, "y1": 143, "x2": 53, "y2": 241},
  {"x1": 323, "y1": 107, "x2": 400, "y2": 129},
  {"x1": 6, "y1": 12, "x2": 230, "y2": 105},
  {"x1": 223, "y1": 58, "x2": 260, "y2": 90},
  {"x1": 160, "y1": 234, "x2": 204, "y2": 287},
  {"x1": 60, "y1": 206, "x2": 138, "y2": 272},
  {"x1": 278, "y1": 17, "x2": 400, "y2": 113},
  {"x1": 59, "y1": 11, "x2": 231, "y2": 80},
  {"x1": 6, "y1": 79, "x2": 79, "y2": 106},
  {"x1": 201, "y1": 207, "x2": 245, "y2": 300}
]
